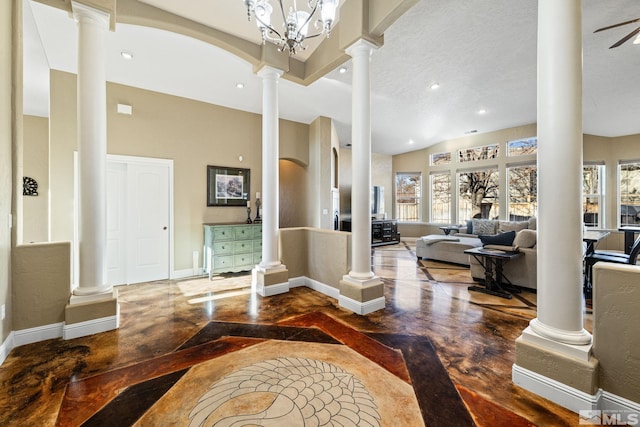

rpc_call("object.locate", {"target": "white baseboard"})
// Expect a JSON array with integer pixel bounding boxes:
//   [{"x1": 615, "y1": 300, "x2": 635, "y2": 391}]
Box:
[
  {"x1": 63, "y1": 305, "x2": 120, "y2": 340},
  {"x1": 172, "y1": 268, "x2": 202, "y2": 280},
  {"x1": 289, "y1": 276, "x2": 340, "y2": 299},
  {"x1": 256, "y1": 281, "x2": 290, "y2": 297},
  {"x1": 338, "y1": 295, "x2": 386, "y2": 315},
  {"x1": 513, "y1": 364, "x2": 640, "y2": 416},
  {"x1": 14, "y1": 322, "x2": 64, "y2": 347},
  {"x1": 0, "y1": 332, "x2": 15, "y2": 366}
]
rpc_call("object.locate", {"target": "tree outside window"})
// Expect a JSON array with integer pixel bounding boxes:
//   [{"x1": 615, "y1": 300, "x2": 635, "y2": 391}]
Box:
[
  {"x1": 458, "y1": 169, "x2": 499, "y2": 220},
  {"x1": 430, "y1": 173, "x2": 451, "y2": 223},
  {"x1": 508, "y1": 165, "x2": 537, "y2": 221},
  {"x1": 395, "y1": 173, "x2": 421, "y2": 221}
]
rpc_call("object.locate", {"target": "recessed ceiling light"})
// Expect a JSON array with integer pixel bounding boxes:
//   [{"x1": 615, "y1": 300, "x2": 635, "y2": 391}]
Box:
[
  {"x1": 120, "y1": 51, "x2": 133, "y2": 60},
  {"x1": 236, "y1": 83, "x2": 244, "y2": 89},
  {"x1": 429, "y1": 83, "x2": 440, "y2": 90},
  {"x1": 478, "y1": 109, "x2": 487, "y2": 115},
  {"x1": 408, "y1": 139, "x2": 415, "y2": 145},
  {"x1": 339, "y1": 67, "x2": 347, "y2": 74},
  {"x1": 464, "y1": 130, "x2": 478, "y2": 135}
]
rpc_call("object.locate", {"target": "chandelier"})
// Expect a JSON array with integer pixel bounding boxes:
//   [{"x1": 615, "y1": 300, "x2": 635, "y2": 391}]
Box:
[{"x1": 243, "y1": 0, "x2": 338, "y2": 55}]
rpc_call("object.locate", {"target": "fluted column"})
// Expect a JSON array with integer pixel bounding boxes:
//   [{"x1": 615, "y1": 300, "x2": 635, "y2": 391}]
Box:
[
  {"x1": 72, "y1": 1, "x2": 111, "y2": 297},
  {"x1": 513, "y1": 0, "x2": 597, "y2": 411},
  {"x1": 339, "y1": 40, "x2": 384, "y2": 314},
  {"x1": 253, "y1": 66, "x2": 288, "y2": 296}
]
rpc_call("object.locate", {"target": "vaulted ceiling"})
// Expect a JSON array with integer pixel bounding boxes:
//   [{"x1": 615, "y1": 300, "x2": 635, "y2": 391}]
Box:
[{"x1": 23, "y1": 0, "x2": 640, "y2": 155}]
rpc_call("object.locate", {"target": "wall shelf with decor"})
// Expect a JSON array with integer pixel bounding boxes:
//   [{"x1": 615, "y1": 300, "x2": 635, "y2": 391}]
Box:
[
  {"x1": 203, "y1": 223, "x2": 262, "y2": 278},
  {"x1": 341, "y1": 219, "x2": 400, "y2": 247}
]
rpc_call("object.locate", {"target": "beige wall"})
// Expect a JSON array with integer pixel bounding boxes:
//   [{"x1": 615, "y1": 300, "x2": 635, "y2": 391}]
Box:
[
  {"x1": 1, "y1": 0, "x2": 15, "y2": 342},
  {"x1": 308, "y1": 117, "x2": 340, "y2": 229},
  {"x1": 48, "y1": 70, "x2": 310, "y2": 272},
  {"x1": 23, "y1": 115, "x2": 48, "y2": 243},
  {"x1": 13, "y1": 242, "x2": 70, "y2": 330},
  {"x1": 593, "y1": 263, "x2": 640, "y2": 403},
  {"x1": 280, "y1": 159, "x2": 308, "y2": 228}
]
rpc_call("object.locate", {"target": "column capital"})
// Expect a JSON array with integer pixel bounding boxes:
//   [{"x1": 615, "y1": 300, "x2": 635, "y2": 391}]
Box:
[
  {"x1": 257, "y1": 65, "x2": 284, "y2": 80},
  {"x1": 71, "y1": 1, "x2": 110, "y2": 29},
  {"x1": 345, "y1": 39, "x2": 379, "y2": 58}
]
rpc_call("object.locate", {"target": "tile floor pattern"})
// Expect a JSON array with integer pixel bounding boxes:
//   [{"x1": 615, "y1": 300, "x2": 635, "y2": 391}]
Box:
[{"x1": 0, "y1": 238, "x2": 590, "y2": 426}]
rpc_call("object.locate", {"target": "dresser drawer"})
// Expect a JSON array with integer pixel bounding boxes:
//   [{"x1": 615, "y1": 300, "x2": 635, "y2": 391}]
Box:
[
  {"x1": 213, "y1": 241, "x2": 233, "y2": 255},
  {"x1": 253, "y1": 239, "x2": 262, "y2": 252},
  {"x1": 234, "y1": 240, "x2": 253, "y2": 254},
  {"x1": 253, "y1": 253, "x2": 263, "y2": 265},
  {"x1": 234, "y1": 226, "x2": 254, "y2": 240},
  {"x1": 253, "y1": 226, "x2": 263, "y2": 239},
  {"x1": 234, "y1": 253, "x2": 254, "y2": 267},
  {"x1": 214, "y1": 255, "x2": 234, "y2": 270},
  {"x1": 212, "y1": 227, "x2": 234, "y2": 241}
]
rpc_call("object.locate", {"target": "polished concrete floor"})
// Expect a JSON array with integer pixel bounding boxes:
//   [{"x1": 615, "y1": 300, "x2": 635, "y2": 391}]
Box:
[{"x1": 0, "y1": 238, "x2": 588, "y2": 426}]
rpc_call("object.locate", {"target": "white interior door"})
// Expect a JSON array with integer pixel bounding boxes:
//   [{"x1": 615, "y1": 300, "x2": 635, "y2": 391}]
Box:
[
  {"x1": 106, "y1": 162, "x2": 126, "y2": 285},
  {"x1": 106, "y1": 156, "x2": 171, "y2": 285}
]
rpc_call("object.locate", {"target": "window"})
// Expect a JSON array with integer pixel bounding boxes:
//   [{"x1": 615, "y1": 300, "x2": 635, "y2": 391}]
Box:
[
  {"x1": 583, "y1": 164, "x2": 604, "y2": 228},
  {"x1": 619, "y1": 161, "x2": 640, "y2": 226},
  {"x1": 430, "y1": 173, "x2": 451, "y2": 223},
  {"x1": 459, "y1": 144, "x2": 499, "y2": 163},
  {"x1": 458, "y1": 169, "x2": 499, "y2": 220},
  {"x1": 395, "y1": 173, "x2": 421, "y2": 222},
  {"x1": 507, "y1": 164, "x2": 537, "y2": 220},
  {"x1": 430, "y1": 152, "x2": 451, "y2": 165},
  {"x1": 507, "y1": 137, "x2": 538, "y2": 156}
]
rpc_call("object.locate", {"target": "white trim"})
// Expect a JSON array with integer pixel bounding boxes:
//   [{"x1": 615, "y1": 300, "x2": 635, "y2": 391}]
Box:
[
  {"x1": 63, "y1": 308, "x2": 120, "y2": 340},
  {"x1": 513, "y1": 364, "x2": 640, "y2": 416},
  {"x1": 599, "y1": 390, "x2": 640, "y2": 414},
  {"x1": 0, "y1": 332, "x2": 15, "y2": 365},
  {"x1": 14, "y1": 322, "x2": 64, "y2": 346},
  {"x1": 289, "y1": 276, "x2": 341, "y2": 299},
  {"x1": 338, "y1": 295, "x2": 386, "y2": 315},
  {"x1": 173, "y1": 268, "x2": 203, "y2": 280},
  {"x1": 256, "y1": 282, "x2": 289, "y2": 297}
]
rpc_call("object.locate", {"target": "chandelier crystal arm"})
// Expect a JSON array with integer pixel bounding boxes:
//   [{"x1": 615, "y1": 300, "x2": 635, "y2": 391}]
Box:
[{"x1": 255, "y1": 14, "x2": 283, "y2": 41}]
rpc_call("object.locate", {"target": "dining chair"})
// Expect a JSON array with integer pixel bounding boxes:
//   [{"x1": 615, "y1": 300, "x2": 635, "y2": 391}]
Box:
[{"x1": 584, "y1": 234, "x2": 640, "y2": 297}]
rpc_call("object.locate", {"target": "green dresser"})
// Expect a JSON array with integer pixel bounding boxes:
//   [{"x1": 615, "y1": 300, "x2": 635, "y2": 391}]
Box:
[{"x1": 203, "y1": 223, "x2": 262, "y2": 276}]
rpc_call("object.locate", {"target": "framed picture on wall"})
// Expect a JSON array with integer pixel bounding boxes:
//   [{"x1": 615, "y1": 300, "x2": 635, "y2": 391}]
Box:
[{"x1": 207, "y1": 165, "x2": 250, "y2": 206}]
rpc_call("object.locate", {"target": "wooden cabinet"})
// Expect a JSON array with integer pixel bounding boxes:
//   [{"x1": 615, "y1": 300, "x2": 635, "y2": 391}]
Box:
[
  {"x1": 341, "y1": 219, "x2": 400, "y2": 247},
  {"x1": 203, "y1": 223, "x2": 262, "y2": 276}
]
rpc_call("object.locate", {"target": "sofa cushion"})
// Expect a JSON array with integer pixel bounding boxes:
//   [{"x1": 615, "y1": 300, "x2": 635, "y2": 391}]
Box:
[
  {"x1": 498, "y1": 221, "x2": 529, "y2": 233},
  {"x1": 479, "y1": 231, "x2": 516, "y2": 246},
  {"x1": 514, "y1": 229, "x2": 537, "y2": 248},
  {"x1": 472, "y1": 219, "x2": 498, "y2": 235},
  {"x1": 527, "y1": 217, "x2": 537, "y2": 230}
]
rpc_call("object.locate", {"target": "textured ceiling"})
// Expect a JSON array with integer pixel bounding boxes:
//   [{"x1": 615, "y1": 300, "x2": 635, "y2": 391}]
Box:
[{"x1": 23, "y1": 0, "x2": 640, "y2": 155}]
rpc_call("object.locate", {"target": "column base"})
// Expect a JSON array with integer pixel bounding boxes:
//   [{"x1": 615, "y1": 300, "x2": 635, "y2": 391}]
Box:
[
  {"x1": 523, "y1": 323, "x2": 592, "y2": 361},
  {"x1": 339, "y1": 275, "x2": 385, "y2": 314},
  {"x1": 64, "y1": 288, "x2": 119, "y2": 340},
  {"x1": 514, "y1": 332, "x2": 599, "y2": 412},
  {"x1": 253, "y1": 264, "x2": 289, "y2": 297},
  {"x1": 72, "y1": 284, "x2": 113, "y2": 299}
]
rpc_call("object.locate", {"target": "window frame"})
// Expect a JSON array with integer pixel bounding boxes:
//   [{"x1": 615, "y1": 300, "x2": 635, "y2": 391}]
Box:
[{"x1": 395, "y1": 172, "x2": 422, "y2": 222}]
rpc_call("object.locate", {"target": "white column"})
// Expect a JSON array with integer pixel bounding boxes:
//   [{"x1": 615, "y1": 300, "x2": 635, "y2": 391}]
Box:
[
  {"x1": 72, "y1": 2, "x2": 111, "y2": 297},
  {"x1": 524, "y1": 0, "x2": 591, "y2": 348},
  {"x1": 257, "y1": 66, "x2": 284, "y2": 270},
  {"x1": 346, "y1": 40, "x2": 377, "y2": 280}
]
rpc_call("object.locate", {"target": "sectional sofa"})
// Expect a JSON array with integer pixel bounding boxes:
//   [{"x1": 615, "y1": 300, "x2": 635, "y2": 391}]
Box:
[{"x1": 416, "y1": 218, "x2": 538, "y2": 290}]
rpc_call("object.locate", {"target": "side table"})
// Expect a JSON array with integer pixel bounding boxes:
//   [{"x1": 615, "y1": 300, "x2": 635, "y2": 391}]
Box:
[{"x1": 464, "y1": 247, "x2": 522, "y2": 299}]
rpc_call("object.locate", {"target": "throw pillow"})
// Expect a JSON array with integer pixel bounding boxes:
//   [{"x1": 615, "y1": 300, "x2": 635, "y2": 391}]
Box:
[
  {"x1": 498, "y1": 221, "x2": 529, "y2": 233},
  {"x1": 527, "y1": 217, "x2": 537, "y2": 230},
  {"x1": 472, "y1": 219, "x2": 498, "y2": 235},
  {"x1": 479, "y1": 231, "x2": 516, "y2": 246},
  {"x1": 513, "y1": 229, "x2": 537, "y2": 248}
]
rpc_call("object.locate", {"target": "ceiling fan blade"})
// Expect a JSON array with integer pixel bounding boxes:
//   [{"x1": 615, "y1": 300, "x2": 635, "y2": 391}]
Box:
[
  {"x1": 594, "y1": 17, "x2": 640, "y2": 33},
  {"x1": 609, "y1": 26, "x2": 640, "y2": 48}
]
